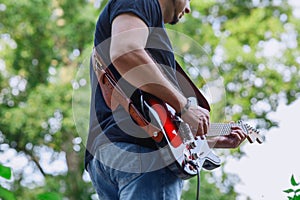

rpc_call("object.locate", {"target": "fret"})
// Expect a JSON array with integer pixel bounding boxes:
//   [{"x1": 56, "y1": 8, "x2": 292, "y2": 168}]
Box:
[{"x1": 206, "y1": 123, "x2": 238, "y2": 137}]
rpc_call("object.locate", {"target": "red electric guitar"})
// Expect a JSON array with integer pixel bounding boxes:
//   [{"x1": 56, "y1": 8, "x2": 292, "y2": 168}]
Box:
[
  {"x1": 139, "y1": 93, "x2": 263, "y2": 180},
  {"x1": 92, "y1": 49, "x2": 263, "y2": 179}
]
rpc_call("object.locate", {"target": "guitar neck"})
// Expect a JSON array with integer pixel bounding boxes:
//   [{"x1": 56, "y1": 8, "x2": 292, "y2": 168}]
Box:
[
  {"x1": 206, "y1": 122, "x2": 263, "y2": 144},
  {"x1": 206, "y1": 123, "x2": 242, "y2": 137}
]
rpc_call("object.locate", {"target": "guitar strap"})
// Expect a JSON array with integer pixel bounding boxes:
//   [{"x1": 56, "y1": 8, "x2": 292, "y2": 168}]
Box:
[
  {"x1": 175, "y1": 62, "x2": 210, "y2": 111},
  {"x1": 92, "y1": 48, "x2": 163, "y2": 142},
  {"x1": 92, "y1": 48, "x2": 210, "y2": 140}
]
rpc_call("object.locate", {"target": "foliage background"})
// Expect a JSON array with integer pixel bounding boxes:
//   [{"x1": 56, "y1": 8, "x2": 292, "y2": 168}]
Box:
[{"x1": 0, "y1": 0, "x2": 299, "y2": 199}]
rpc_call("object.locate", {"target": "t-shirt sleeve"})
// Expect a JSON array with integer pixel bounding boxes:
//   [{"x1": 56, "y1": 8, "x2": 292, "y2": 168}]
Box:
[{"x1": 109, "y1": 0, "x2": 160, "y2": 28}]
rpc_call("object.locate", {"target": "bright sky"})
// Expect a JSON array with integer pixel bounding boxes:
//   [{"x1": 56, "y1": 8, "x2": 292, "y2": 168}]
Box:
[
  {"x1": 225, "y1": 98, "x2": 300, "y2": 200},
  {"x1": 222, "y1": 1, "x2": 300, "y2": 199},
  {"x1": 289, "y1": 0, "x2": 300, "y2": 18}
]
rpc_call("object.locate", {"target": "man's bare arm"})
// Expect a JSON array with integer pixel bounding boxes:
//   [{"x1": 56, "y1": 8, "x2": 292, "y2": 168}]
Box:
[{"x1": 110, "y1": 13, "x2": 209, "y2": 136}]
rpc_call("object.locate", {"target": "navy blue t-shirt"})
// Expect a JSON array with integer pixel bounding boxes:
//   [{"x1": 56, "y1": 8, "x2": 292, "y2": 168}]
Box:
[{"x1": 85, "y1": 0, "x2": 179, "y2": 168}]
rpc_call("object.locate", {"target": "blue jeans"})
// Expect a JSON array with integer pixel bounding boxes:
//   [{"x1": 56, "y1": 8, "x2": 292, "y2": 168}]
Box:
[{"x1": 87, "y1": 142, "x2": 183, "y2": 200}]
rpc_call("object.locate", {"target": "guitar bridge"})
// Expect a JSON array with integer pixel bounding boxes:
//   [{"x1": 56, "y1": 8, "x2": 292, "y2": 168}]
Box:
[{"x1": 177, "y1": 120, "x2": 195, "y2": 146}]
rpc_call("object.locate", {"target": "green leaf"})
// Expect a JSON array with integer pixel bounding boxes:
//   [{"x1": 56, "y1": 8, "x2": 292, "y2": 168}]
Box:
[
  {"x1": 295, "y1": 189, "x2": 300, "y2": 195},
  {"x1": 284, "y1": 189, "x2": 295, "y2": 194},
  {"x1": 37, "y1": 192, "x2": 62, "y2": 200},
  {"x1": 291, "y1": 175, "x2": 299, "y2": 186},
  {"x1": 0, "y1": 186, "x2": 16, "y2": 200},
  {"x1": 0, "y1": 164, "x2": 12, "y2": 180},
  {"x1": 294, "y1": 195, "x2": 300, "y2": 200}
]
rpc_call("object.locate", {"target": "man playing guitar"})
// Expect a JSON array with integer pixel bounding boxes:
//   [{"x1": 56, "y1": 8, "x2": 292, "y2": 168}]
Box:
[{"x1": 85, "y1": 0, "x2": 249, "y2": 199}]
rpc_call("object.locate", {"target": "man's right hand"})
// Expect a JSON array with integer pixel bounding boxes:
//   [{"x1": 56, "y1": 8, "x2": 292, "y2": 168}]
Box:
[{"x1": 181, "y1": 105, "x2": 210, "y2": 138}]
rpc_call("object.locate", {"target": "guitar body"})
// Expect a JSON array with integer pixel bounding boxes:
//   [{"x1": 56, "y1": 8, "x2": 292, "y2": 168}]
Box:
[{"x1": 140, "y1": 93, "x2": 221, "y2": 180}]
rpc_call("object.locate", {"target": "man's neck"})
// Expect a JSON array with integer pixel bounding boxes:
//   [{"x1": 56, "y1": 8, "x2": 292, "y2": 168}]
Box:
[{"x1": 158, "y1": 0, "x2": 172, "y2": 24}]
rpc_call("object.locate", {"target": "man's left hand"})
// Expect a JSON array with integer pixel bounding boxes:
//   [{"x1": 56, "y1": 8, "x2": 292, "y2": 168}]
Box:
[{"x1": 208, "y1": 125, "x2": 247, "y2": 148}]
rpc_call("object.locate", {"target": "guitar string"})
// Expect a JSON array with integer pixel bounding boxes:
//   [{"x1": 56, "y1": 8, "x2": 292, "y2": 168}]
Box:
[{"x1": 206, "y1": 123, "x2": 238, "y2": 137}]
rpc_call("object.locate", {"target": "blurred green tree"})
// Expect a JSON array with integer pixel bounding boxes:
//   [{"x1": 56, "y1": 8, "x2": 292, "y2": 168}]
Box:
[{"x1": 0, "y1": 0, "x2": 100, "y2": 199}]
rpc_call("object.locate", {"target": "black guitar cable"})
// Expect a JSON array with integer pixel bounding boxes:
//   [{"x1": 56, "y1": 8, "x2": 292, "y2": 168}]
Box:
[
  {"x1": 196, "y1": 168, "x2": 200, "y2": 200},
  {"x1": 187, "y1": 160, "x2": 200, "y2": 200}
]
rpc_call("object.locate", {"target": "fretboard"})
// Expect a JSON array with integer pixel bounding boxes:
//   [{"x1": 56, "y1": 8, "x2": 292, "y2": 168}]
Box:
[{"x1": 206, "y1": 123, "x2": 242, "y2": 137}]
